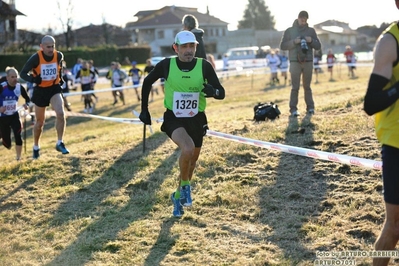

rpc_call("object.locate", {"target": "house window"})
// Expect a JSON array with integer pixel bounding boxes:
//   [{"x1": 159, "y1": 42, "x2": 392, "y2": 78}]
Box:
[
  {"x1": 9, "y1": 20, "x2": 15, "y2": 32},
  {"x1": 157, "y1": 30, "x2": 164, "y2": 39}
]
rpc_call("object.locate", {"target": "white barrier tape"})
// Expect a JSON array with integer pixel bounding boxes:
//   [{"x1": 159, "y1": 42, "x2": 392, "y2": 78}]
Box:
[
  {"x1": 34, "y1": 106, "x2": 382, "y2": 170},
  {"x1": 130, "y1": 114, "x2": 380, "y2": 170},
  {"x1": 63, "y1": 80, "x2": 163, "y2": 97},
  {"x1": 127, "y1": 114, "x2": 381, "y2": 170},
  {"x1": 132, "y1": 110, "x2": 163, "y2": 124},
  {"x1": 64, "y1": 84, "x2": 133, "y2": 96},
  {"x1": 218, "y1": 61, "x2": 373, "y2": 74},
  {"x1": 5, "y1": 105, "x2": 31, "y2": 118},
  {"x1": 206, "y1": 130, "x2": 382, "y2": 171},
  {"x1": 132, "y1": 110, "x2": 153, "y2": 134},
  {"x1": 43, "y1": 110, "x2": 143, "y2": 124},
  {"x1": 64, "y1": 62, "x2": 372, "y2": 97}
]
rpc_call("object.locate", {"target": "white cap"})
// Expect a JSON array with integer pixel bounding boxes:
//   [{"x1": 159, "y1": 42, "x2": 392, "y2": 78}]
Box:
[{"x1": 174, "y1": 31, "x2": 198, "y2": 45}]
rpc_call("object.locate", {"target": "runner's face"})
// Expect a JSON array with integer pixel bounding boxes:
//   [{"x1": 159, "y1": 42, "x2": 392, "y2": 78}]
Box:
[
  {"x1": 41, "y1": 42, "x2": 55, "y2": 56},
  {"x1": 7, "y1": 70, "x2": 18, "y2": 86},
  {"x1": 176, "y1": 43, "x2": 196, "y2": 62}
]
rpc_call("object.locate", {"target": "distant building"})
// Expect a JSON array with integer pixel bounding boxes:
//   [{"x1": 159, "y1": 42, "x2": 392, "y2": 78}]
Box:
[
  {"x1": 6, "y1": 5, "x2": 377, "y2": 57},
  {"x1": 0, "y1": 0, "x2": 25, "y2": 48},
  {"x1": 314, "y1": 20, "x2": 374, "y2": 52},
  {"x1": 125, "y1": 5, "x2": 229, "y2": 56},
  {"x1": 124, "y1": 6, "x2": 375, "y2": 58},
  {"x1": 54, "y1": 23, "x2": 132, "y2": 48}
]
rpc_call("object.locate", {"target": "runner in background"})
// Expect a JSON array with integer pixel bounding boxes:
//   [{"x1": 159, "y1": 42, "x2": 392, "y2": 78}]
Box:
[
  {"x1": 128, "y1": 61, "x2": 143, "y2": 102},
  {"x1": 0, "y1": 67, "x2": 31, "y2": 161}
]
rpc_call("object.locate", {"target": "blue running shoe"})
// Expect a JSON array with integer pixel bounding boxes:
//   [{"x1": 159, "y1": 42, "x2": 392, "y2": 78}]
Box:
[
  {"x1": 56, "y1": 142, "x2": 70, "y2": 154},
  {"x1": 171, "y1": 192, "x2": 184, "y2": 217},
  {"x1": 180, "y1": 185, "x2": 192, "y2": 207},
  {"x1": 33, "y1": 148, "x2": 40, "y2": 159}
]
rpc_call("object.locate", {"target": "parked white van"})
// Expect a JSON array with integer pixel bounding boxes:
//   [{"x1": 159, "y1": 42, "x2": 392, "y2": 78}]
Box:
[
  {"x1": 225, "y1": 46, "x2": 267, "y2": 70},
  {"x1": 226, "y1": 46, "x2": 260, "y2": 60}
]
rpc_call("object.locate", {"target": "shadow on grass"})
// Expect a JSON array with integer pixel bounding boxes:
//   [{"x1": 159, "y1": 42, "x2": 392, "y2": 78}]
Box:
[
  {"x1": 44, "y1": 132, "x2": 180, "y2": 265},
  {"x1": 262, "y1": 83, "x2": 288, "y2": 91},
  {"x1": 142, "y1": 218, "x2": 179, "y2": 266},
  {"x1": 259, "y1": 114, "x2": 324, "y2": 263},
  {"x1": 0, "y1": 175, "x2": 37, "y2": 212},
  {"x1": 0, "y1": 162, "x2": 51, "y2": 212},
  {"x1": 22, "y1": 102, "x2": 143, "y2": 141},
  {"x1": 19, "y1": 105, "x2": 144, "y2": 160}
]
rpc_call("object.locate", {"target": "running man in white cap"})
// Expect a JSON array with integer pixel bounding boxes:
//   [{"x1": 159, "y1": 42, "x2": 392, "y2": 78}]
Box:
[{"x1": 139, "y1": 30, "x2": 225, "y2": 217}]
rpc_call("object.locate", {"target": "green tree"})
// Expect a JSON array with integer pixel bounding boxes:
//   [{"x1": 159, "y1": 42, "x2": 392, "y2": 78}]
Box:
[{"x1": 238, "y1": 0, "x2": 275, "y2": 30}]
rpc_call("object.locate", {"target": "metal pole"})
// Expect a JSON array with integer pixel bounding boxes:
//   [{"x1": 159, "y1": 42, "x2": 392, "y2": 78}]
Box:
[
  {"x1": 143, "y1": 124, "x2": 146, "y2": 153},
  {"x1": 24, "y1": 116, "x2": 26, "y2": 154}
]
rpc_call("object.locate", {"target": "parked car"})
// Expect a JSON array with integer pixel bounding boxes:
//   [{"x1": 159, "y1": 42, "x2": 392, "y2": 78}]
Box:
[
  {"x1": 226, "y1": 46, "x2": 260, "y2": 61},
  {"x1": 151, "y1": 56, "x2": 165, "y2": 65},
  {"x1": 225, "y1": 46, "x2": 267, "y2": 70}
]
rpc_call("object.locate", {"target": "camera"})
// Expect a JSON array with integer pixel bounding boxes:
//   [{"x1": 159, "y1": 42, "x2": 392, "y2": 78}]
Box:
[{"x1": 300, "y1": 38, "x2": 308, "y2": 53}]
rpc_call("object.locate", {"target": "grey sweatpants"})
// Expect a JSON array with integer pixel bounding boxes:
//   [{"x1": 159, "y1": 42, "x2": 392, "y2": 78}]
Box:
[{"x1": 289, "y1": 61, "x2": 315, "y2": 113}]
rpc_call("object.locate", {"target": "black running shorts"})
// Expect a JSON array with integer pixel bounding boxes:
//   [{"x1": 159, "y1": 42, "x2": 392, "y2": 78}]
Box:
[
  {"x1": 81, "y1": 83, "x2": 92, "y2": 92},
  {"x1": 32, "y1": 85, "x2": 62, "y2": 107},
  {"x1": 161, "y1": 109, "x2": 208, "y2": 148},
  {"x1": 381, "y1": 144, "x2": 399, "y2": 205}
]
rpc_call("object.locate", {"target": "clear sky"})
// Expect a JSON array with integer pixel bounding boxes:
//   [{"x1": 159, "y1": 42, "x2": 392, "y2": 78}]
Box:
[{"x1": 13, "y1": 0, "x2": 399, "y2": 34}]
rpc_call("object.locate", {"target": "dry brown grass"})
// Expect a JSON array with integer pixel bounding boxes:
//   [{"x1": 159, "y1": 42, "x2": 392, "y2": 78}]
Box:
[{"x1": 0, "y1": 63, "x2": 395, "y2": 265}]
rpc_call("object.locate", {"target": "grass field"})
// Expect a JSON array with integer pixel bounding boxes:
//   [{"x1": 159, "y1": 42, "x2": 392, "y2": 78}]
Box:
[{"x1": 0, "y1": 63, "x2": 396, "y2": 265}]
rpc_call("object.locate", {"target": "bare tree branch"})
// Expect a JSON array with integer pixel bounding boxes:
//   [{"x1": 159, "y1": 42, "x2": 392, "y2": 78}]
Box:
[{"x1": 57, "y1": 0, "x2": 74, "y2": 48}]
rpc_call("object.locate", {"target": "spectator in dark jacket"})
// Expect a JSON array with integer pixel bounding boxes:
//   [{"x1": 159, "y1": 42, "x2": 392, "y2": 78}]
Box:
[
  {"x1": 182, "y1": 14, "x2": 206, "y2": 59},
  {"x1": 280, "y1": 10, "x2": 321, "y2": 117}
]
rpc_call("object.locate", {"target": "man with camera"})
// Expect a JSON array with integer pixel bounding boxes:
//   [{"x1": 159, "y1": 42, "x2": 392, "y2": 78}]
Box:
[{"x1": 279, "y1": 10, "x2": 321, "y2": 117}]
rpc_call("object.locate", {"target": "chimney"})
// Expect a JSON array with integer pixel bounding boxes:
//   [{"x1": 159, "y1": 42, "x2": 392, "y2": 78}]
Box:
[{"x1": 9, "y1": 0, "x2": 15, "y2": 10}]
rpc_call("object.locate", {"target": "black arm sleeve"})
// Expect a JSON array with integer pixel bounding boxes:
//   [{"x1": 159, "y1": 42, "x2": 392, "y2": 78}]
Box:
[
  {"x1": 20, "y1": 54, "x2": 40, "y2": 83},
  {"x1": 58, "y1": 52, "x2": 64, "y2": 84},
  {"x1": 203, "y1": 60, "x2": 225, "y2": 99},
  {"x1": 20, "y1": 85, "x2": 31, "y2": 104},
  {"x1": 364, "y1": 73, "x2": 399, "y2": 115}
]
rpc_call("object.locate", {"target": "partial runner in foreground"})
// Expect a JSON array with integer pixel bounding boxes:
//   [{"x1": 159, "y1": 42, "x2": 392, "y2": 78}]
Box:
[{"x1": 363, "y1": 1, "x2": 399, "y2": 265}]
